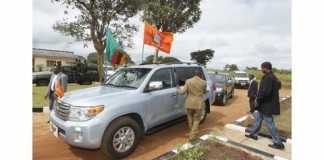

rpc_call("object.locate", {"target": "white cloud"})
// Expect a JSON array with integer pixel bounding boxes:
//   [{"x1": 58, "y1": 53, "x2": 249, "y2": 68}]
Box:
[{"x1": 33, "y1": 0, "x2": 291, "y2": 69}]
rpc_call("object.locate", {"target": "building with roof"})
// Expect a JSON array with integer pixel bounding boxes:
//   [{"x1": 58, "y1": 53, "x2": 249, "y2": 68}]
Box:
[{"x1": 32, "y1": 48, "x2": 80, "y2": 72}]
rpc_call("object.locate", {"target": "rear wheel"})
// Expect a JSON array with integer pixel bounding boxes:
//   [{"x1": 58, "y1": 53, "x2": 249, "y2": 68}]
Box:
[
  {"x1": 219, "y1": 94, "x2": 227, "y2": 106},
  {"x1": 101, "y1": 117, "x2": 143, "y2": 159}
]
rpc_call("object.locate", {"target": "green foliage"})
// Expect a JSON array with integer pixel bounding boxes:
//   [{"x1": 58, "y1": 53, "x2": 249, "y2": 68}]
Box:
[
  {"x1": 143, "y1": 55, "x2": 180, "y2": 64},
  {"x1": 172, "y1": 144, "x2": 207, "y2": 160},
  {"x1": 224, "y1": 64, "x2": 239, "y2": 71},
  {"x1": 52, "y1": 0, "x2": 143, "y2": 82},
  {"x1": 87, "y1": 52, "x2": 98, "y2": 64},
  {"x1": 190, "y1": 49, "x2": 214, "y2": 66},
  {"x1": 246, "y1": 69, "x2": 292, "y2": 88},
  {"x1": 142, "y1": 0, "x2": 202, "y2": 33}
]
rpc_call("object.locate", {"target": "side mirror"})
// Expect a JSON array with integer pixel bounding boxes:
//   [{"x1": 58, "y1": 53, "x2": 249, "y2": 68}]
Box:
[{"x1": 148, "y1": 81, "x2": 163, "y2": 91}]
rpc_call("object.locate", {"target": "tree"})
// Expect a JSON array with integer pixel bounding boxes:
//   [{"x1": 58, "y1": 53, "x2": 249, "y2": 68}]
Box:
[
  {"x1": 87, "y1": 52, "x2": 97, "y2": 64},
  {"x1": 142, "y1": 0, "x2": 202, "y2": 63},
  {"x1": 52, "y1": 0, "x2": 143, "y2": 83},
  {"x1": 224, "y1": 64, "x2": 239, "y2": 71},
  {"x1": 143, "y1": 55, "x2": 180, "y2": 64},
  {"x1": 190, "y1": 49, "x2": 214, "y2": 66}
]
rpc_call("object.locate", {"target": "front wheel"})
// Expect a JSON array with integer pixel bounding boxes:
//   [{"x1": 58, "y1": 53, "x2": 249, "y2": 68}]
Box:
[{"x1": 101, "y1": 117, "x2": 143, "y2": 159}]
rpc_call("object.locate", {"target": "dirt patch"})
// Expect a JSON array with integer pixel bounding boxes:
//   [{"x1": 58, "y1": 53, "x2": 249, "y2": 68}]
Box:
[{"x1": 205, "y1": 141, "x2": 262, "y2": 160}]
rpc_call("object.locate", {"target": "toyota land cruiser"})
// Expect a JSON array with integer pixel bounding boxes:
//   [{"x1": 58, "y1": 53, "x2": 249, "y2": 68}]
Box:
[{"x1": 49, "y1": 63, "x2": 214, "y2": 159}]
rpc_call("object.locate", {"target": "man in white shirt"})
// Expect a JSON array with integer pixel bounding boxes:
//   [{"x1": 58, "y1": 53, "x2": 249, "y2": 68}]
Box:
[{"x1": 45, "y1": 65, "x2": 68, "y2": 111}]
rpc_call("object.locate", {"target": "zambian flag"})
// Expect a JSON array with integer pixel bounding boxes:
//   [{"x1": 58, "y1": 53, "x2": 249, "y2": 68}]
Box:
[{"x1": 105, "y1": 29, "x2": 128, "y2": 65}]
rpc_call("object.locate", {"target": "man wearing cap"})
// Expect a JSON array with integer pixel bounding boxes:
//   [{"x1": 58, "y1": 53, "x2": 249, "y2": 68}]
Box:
[{"x1": 245, "y1": 62, "x2": 285, "y2": 150}]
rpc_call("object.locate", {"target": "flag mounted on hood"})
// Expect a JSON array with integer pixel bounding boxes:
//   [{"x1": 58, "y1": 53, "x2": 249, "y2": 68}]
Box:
[{"x1": 105, "y1": 29, "x2": 128, "y2": 65}]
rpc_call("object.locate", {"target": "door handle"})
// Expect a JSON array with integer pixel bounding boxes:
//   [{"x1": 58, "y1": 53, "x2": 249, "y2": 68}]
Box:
[{"x1": 171, "y1": 94, "x2": 177, "y2": 97}]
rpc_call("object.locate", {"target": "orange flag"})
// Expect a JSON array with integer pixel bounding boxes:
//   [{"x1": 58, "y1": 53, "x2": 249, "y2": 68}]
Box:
[
  {"x1": 55, "y1": 80, "x2": 64, "y2": 98},
  {"x1": 144, "y1": 22, "x2": 174, "y2": 54}
]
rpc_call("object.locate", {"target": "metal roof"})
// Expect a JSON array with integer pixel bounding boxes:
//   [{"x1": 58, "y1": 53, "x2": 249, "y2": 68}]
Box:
[{"x1": 33, "y1": 48, "x2": 77, "y2": 59}]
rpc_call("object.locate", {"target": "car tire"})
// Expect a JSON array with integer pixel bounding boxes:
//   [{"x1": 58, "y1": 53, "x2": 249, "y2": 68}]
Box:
[
  {"x1": 200, "y1": 102, "x2": 208, "y2": 124},
  {"x1": 36, "y1": 80, "x2": 48, "y2": 86},
  {"x1": 229, "y1": 89, "x2": 234, "y2": 99},
  {"x1": 219, "y1": 94, "x2": 227, "y2": 106},
  {"x1": 101, "y1": 116, "x2": 143, "y2": 159}
]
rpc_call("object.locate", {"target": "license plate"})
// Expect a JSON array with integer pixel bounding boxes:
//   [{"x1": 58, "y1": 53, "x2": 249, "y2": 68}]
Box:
[
  {"x1": 241, "y1": 82, "x2": 246, "y2": 86},
  {"x1": 49, "y1": 121, "x2": 58, "y2": 138}
]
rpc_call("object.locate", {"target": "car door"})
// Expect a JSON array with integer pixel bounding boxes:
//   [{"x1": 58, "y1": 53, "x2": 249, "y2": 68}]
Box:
[{"x1": 144, "y1": 68, "x2": 178, "y2": 128}]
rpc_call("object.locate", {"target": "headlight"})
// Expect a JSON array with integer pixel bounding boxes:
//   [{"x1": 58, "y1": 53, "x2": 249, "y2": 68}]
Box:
[
  {"x1": 69, "y1": 105, "x2": 104, "y2": 121},
  {"x1": 216, "y1": 87, "x2": 223, "y2": 92}
]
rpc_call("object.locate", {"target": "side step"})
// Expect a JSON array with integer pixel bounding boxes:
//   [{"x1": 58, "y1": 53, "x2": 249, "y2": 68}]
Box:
[{"x1": 145, "y1": 116, "x2": 186, "y2": 135}]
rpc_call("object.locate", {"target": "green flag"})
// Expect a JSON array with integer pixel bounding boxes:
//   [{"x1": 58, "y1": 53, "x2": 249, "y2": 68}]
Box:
[{"x1": 106, "y1": 29, "x2": 120, "y2": 61}]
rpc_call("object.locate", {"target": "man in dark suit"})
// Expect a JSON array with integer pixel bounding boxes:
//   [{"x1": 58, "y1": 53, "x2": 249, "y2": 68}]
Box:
[
  {"x1": 248, "y1": 74, "x2": 258, "y2": 114},
  {"x1": 245, "y1": 62, "x2": 284, "y2": 150}
]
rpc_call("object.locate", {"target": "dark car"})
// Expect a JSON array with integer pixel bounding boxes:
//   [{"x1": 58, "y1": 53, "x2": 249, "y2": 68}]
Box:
[
  {"x1": 209, "y1": 73, "x2": 235, "y2": 106},
  {"x1": 33, "y1": 63, "x2": 99, "y2": 86}
]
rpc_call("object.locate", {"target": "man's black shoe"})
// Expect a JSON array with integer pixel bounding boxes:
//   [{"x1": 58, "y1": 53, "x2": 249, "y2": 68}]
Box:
[
  {"x1": 268, "y1": 143, "x2": 285, "y2": 150},
  {"x1": 245, "y1": 134, "x2": 258, "y2": 140}
]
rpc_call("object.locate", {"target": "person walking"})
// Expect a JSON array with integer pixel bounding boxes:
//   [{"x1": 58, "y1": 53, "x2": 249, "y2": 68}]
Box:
[
  {"x1": 245, "y1": 62, "x2": 284, "y2": 150},
  {"x1": 248, "y1": 74, "x2": 258, "y2": 114},
  {"x1": 177, "y1": 70, "x2": 206, "y2": 141},
  {"x1": 44, "y1": 65, "x2": 68, "y2": 111}
]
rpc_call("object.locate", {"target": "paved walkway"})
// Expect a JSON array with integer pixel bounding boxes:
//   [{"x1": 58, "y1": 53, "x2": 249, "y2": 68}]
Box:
[{"x1": 218, "y1": 126, "x2": 291, "y2": 160}]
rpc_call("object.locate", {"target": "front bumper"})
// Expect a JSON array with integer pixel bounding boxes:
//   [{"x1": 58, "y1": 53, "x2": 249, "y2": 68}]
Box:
[
  {"x1": 235, "y1": 81, "x2": 249, "y2": 87},
  {"x1": 49, "y1": 111, "x2": 106, "y2": 149}
]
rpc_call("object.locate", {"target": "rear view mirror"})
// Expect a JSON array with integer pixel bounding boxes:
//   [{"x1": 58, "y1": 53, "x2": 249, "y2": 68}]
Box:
[{"x1": 148, "y1": 81, "x2": 163, "y2": 91}]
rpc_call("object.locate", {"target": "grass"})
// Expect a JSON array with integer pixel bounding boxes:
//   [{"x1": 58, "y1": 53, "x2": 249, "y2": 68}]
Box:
[
  {"x1": 246, "y1": 69, "x2": 291, "y2": 89},
  {"x1": 242, "y1": 98, "x2": 292, "y2": 138},
  {"x1": 32, "y1": 83, "x2": 98, "y2": 108}
]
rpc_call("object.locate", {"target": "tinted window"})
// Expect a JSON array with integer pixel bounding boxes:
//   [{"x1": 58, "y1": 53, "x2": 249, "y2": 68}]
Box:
[
  {"x1": 106, "y1": 68, "x2": 151, "y2": 89},
  {"x1": 149, "y1": 68, "x2": 173, "y2": 89},
  {"x1": 175, "y1": 67, "x2": 205, "y2": 85},
  {"x1": 235, "y1": 73, "x2": 248, "y2": 78}
]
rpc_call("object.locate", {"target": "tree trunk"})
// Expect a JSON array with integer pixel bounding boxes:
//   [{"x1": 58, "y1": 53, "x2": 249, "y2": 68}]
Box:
[{"x1": 96, "y1": 50, "x2": 104, "y2": 84}]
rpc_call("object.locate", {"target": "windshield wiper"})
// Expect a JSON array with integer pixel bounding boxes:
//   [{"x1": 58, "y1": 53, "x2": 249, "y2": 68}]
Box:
[
  {"x1": 106, "y1": 83, "x2": 136, "y2": 89},
  {"x1": 114, "y1": 85, "x2": 137, "y2": 89}
]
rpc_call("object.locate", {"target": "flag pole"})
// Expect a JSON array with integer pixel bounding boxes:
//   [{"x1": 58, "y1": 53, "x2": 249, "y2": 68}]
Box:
[{"x1": 141, "y1": 40, "x2": 145, "y2": 64}]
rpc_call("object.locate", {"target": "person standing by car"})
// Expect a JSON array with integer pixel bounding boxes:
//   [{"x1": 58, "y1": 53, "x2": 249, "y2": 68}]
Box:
[
  {"x1": 248, "y1": 74, "x2": 258, "y2": 114},
  {"x1": 245, "y1": 62, "x2": 284, "y2": 150},
  {"x1": 45, "y1": 65, "x2": 68, "y2": 111},
  {"x1": 177, "y1": 70, "x2": 207, "y2": 141}
]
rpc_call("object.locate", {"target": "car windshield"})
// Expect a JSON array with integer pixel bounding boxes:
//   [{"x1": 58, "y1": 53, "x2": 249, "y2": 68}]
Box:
[
  {"x1": 214, "y1": 75, "x2": 226, "y2": 83},
  {"x1": 235, "y1": 73, "x2": 248, "y2": 78},
  {"x1": 105, "y1": 68, "x2": 151, "y2": 89}
]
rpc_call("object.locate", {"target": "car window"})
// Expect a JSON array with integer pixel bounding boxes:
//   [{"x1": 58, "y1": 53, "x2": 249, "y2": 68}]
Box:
[
  {"x1": 149, "y1": 68, "x2": 173, "y2": 89},
  {"x1": 175, "y1": 67, "x2": 205, "y2": 85}
]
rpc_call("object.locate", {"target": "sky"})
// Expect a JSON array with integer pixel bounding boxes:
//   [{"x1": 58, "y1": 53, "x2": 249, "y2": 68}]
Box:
[{"x1": 33, "y1": 0, "x2": 291, "y2": 70}]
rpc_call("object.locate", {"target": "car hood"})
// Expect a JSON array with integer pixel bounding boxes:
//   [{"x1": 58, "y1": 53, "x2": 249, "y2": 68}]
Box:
[{"x1": 61, "y1": 86, "x2": 135, "y2": 106}]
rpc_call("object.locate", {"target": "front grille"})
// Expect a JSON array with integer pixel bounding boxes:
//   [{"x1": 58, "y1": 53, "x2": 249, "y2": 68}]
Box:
[{"x1": 55, "y1": 100, "x2": 71, "y2": 121}]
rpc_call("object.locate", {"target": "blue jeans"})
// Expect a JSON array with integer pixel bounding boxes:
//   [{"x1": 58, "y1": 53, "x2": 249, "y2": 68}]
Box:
[{"x1": 249, "y1": 111, "x2": 283, "y2": 145}]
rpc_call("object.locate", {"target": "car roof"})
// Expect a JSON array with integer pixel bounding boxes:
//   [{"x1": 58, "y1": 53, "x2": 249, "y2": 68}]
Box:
[{"x1": 128, "y1": 63, "x2": 201, "y2": 69}]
